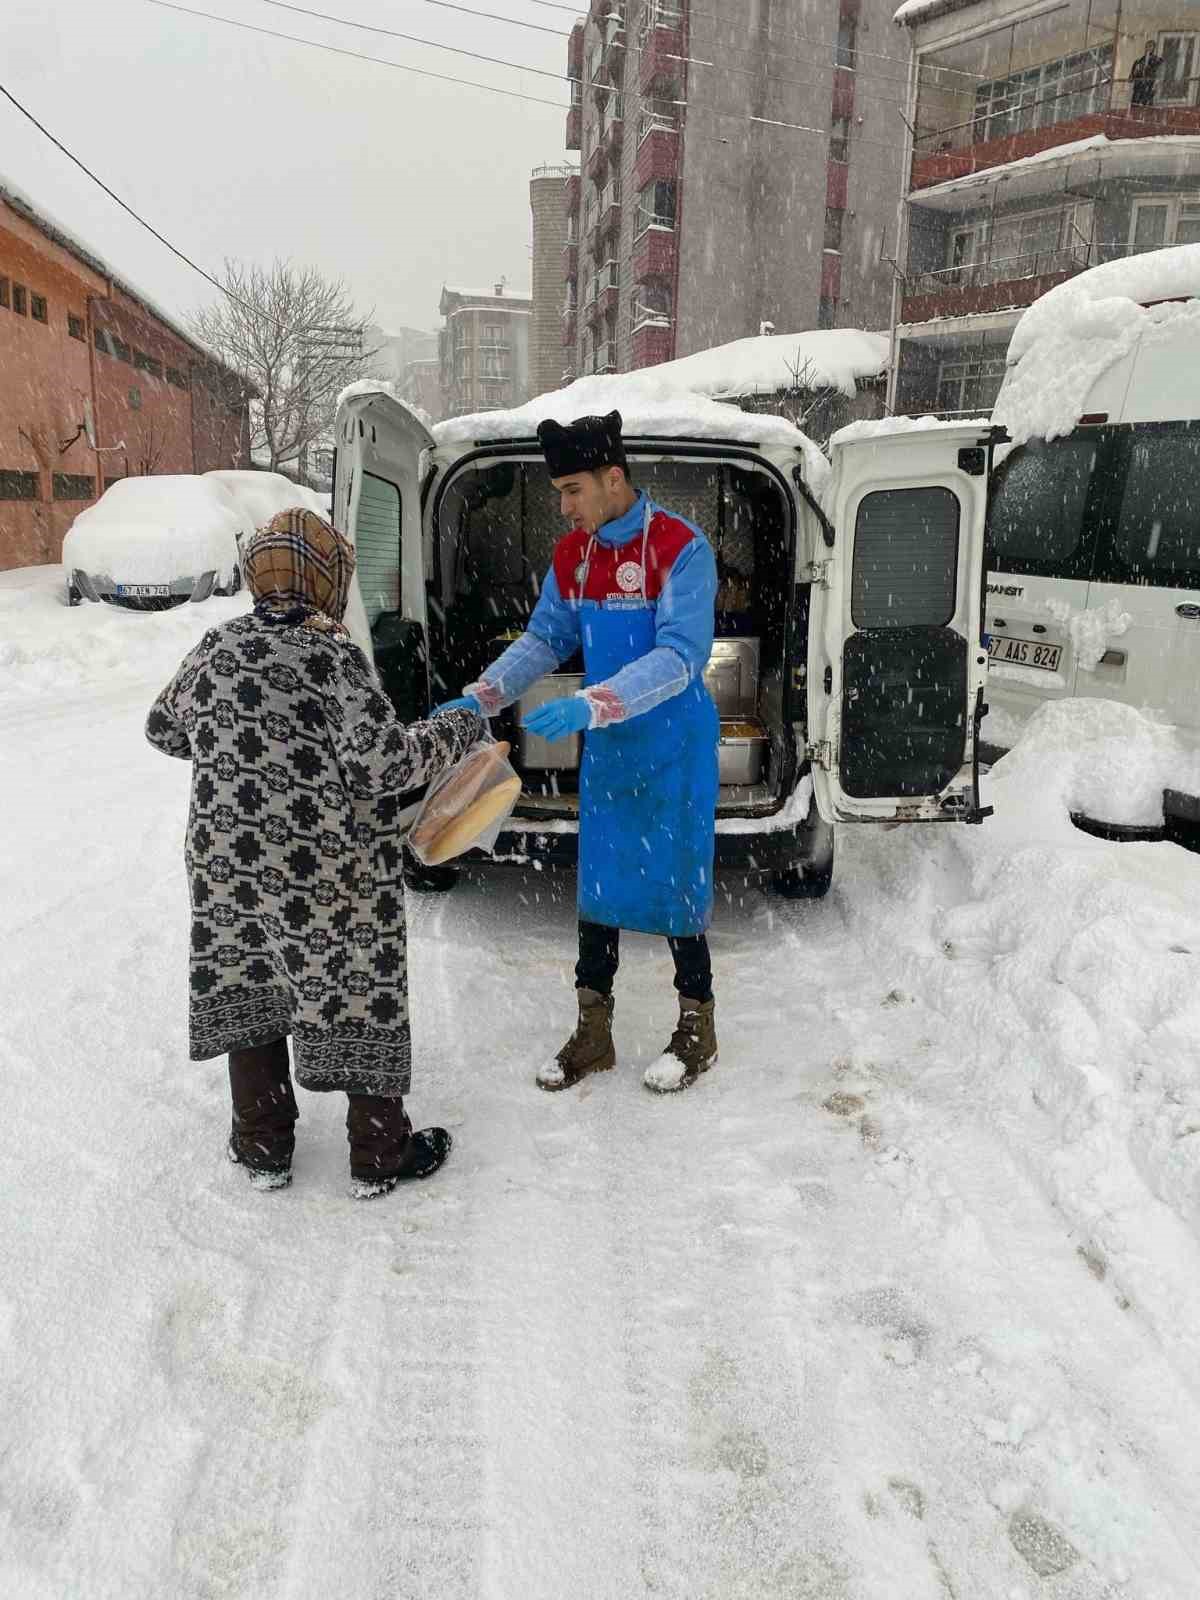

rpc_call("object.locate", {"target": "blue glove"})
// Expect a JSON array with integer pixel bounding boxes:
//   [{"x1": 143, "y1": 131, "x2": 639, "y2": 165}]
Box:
[
  {"x1": 521, "y1": 695, "x2": 591, "y2": 743},
  {"x1": 431, "y1": 695, "x2": 481, "y2": 717}
]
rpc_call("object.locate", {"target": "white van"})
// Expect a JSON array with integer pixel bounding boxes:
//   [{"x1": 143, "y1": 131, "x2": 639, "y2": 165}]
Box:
[
  {"x1": 985, "y1": 245, "x2": 1200, "y2": 824},
  {"x1": 332, "y1": 388, "x2": 994, "y2": 894}
]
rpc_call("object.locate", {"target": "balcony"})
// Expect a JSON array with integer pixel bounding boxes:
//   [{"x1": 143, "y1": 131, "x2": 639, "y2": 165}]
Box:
[
  {"x1": 911, "y1": 85, "x2": 1200, "y2": 192},
  {"x1": 566, "y1": 105, "x2": 582, "y2": 151},
  {"x1": 565, "y1": 172, "x2": 581, "y2": 216},
  {"x1": 594, "y1": 340, "x2": 619, "y2": 375},
  {"x1": 597, "y1": 178, "x2": 623, "y2": 241},
  {"x1": 583, "y1": 259, "x2": 620, "y2": 321},
  {"x1": 631, "y1": 323, "x2": 672, "y2": 369},
  {"x1": 634, "y1": 112, "x2": 678, "y2": 189},
  {"x1": 562, "y1": 308, "x2": 578, "y2": 346},
  {"x1": 899, "y1": 241, "x2": 1128, "y2": 326},
  {"x1": 563, "y1": 239, "x2": 578, "y2": 277},
  {"x1": 638, "y1": 22, "x2": 683, "y2": 95},
  {"x1": 567, "y1": 20, "x2": 584, "y2": 78},
  {"x1": 632, "y1": 214, "x2": 676, "y2": 278},
  {"x1": 599, "y1": 95, "x2": 625, "y2": 162}
]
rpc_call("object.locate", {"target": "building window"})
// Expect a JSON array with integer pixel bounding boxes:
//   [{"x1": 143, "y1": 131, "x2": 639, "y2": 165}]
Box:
[
  {"x1": 134, "y1": 350, "x2": 163, "y2": 378},
  {"x1": 68, "y1": 313, "x2": 86, "y2": 341},
  {"x1": 630, "y1": 281, "x2": 672, "y2": 331},
  {"x1": 31, "y1": 294, "x2": 48, "y2": 324},
  {"x1": 112, "y1": 337, "x2": 132, "y2": 363},
  {"x1": 1157, "y1": 33, "x2": 1199, "y2": 106},
  {"x1": 823, "y1": 210, "x2": 844, "y2": 252},
  {"x1": 636, "y1": 178, "x2": 676, "y2": 235},
  {"x1": 943, "y1": 204, "x2": 1087, "y2": 284},
  {"x1": 102, "y1": 474, "x2": 124, "y2": 493},
  {"x1": 829, "y1": 113, "x2": 851, "y2": 164},
  {"x1": 95, "y1": 327, "x2": 113, "y2": 356},
  {"x1": 973, "y1": 45, "x2": 1112, "y2": 144},
  {"x1": 166, "y1": 366, "x2": 189, "y2": 388},
  {"x1": 0, "y1": 469, "x2": 39, "y2": 501},
  {"x1": 1130, "y1": 194, "x2": 1200, "y2": 252},
  {"x1": 129, "y1": 386, "x2": 143, "y2": 411},
  {"x1": 0, "y1": 278, "x2": 9, "y2": 309},
  {"x1": 13, "y1": 284, "x2": 27, "y2": 316},
  {"x1": 934, "y1": 354, "x2": 1008, "y2": 414},
  {"x1": 481, "y1": 323, "x2": 506, "y2": 345},
  {"x1": 53, "y1": 473, "x2": 97, "y2": 501}
]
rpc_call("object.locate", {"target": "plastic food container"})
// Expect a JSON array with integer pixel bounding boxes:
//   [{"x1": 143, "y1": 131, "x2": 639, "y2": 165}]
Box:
[
  {"x1": 718, "y1": 719, "x2": 767, "y2": 785},
  {"x1": 517, "y1": 673, "x2": 586, "y2": 769}
]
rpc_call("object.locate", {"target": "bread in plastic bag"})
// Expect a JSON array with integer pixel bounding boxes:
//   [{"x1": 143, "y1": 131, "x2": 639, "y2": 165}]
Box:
[{"x1": 406, "y1": 736, "x2": 522, "y2": 867}]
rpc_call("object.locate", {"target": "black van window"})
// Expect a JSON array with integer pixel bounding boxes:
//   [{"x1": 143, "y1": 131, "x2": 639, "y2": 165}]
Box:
[
  {"x1": 851, "y1": 487, "x2": 959, "y2": 629},
  {"x1": 987, "y1": 436, "x2": 1098, "y2": 575},
  {"x1": 1110, "y1": 426, "x2": 1200, "y2": 589}
]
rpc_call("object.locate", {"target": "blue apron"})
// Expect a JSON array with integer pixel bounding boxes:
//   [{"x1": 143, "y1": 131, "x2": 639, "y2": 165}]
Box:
[{"x1": 577, "y1": 509, "x2": 719, "y2": 938}]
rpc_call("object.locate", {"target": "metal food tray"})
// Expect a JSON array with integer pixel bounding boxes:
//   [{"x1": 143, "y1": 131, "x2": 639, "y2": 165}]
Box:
[
  {"x1": 516, "y1": 673, "x2": 585, "y2": 770},
  {"x1": 704, "y1": 638, "x2": 760, "y2": 717}
]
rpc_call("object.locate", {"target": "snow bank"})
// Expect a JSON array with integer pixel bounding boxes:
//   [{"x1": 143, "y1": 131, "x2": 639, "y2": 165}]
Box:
[
  {"x1": 433, "y1": 374, "x2": 828, "y2": 496},
  {"x1": 62, "y1": 476, "x2": 246, "y2": 585},
  {"x1": 995, "y1": 243, "x2": 1200, "y2": 442},
  {"x1": 649, "y1": 329, "x2": 889, "y2": 402},
  {"x1": 0, "y1": 564, "x2": 247, "y2": 701},
  {"x1": 988, "y1": 697, "x2": 1200, "y2": 828},
  {"x1": 204, "y1": 470, "x2": 326, "y2": 531}
]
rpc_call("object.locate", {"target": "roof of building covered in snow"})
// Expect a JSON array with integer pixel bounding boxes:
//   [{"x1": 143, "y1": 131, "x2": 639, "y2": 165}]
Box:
[
  {"x1": 994, "y1": 242, "x2": 1200, "y2": 442},
  {"x1": 439, "y1": 284, "x2": 532, "y2": 309},
  {"x1": 906, "y1": 135, "x2": 1200, "y2": 207},
  {"x1": 645, "y1": 329, "x2": 890, "y2": 402},
  {"x1": 0, "y1": 174, "x2": 227, "y2": 366},
  {"x1": 431, "y1": 372, "x2": 831, "y2": 496}
]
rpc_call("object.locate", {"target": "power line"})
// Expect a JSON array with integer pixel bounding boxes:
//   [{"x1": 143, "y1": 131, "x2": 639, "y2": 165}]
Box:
[
  {"x1": 0, "y1": 78, "x2": 279, "y2": 330},
  {"x1": 150, "y1": 0, "x2": 918, "y2": 158},
  {"x1": 147, "y1": 0, "x2": 572, "y2": 108},
  {"x1": 256, "y1": 0, "x2": 913, "y2": 119},
  {"x1": 521, "y1": 0, "x2": 988, "y2": 82}
]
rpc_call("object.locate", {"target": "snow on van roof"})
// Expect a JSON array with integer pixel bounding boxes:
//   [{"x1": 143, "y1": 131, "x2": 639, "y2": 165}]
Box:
[
  {"x1": 432, "y1": 373, "x2": 829, "y2": 493},
  {"x1": 994, "y1": 243, "x2": 1200, "y2": 442},
  {"x1": 647, "y1": 329, "x2": 889, "y2": 401},
  {"x1": 830, "y1": 414, "x2": 991, "y2": 447}
]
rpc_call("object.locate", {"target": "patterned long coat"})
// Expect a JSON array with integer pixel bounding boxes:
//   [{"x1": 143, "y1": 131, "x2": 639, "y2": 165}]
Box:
[{"x1": 146, "y1": 613, "x2": 479, "y2": 1096}]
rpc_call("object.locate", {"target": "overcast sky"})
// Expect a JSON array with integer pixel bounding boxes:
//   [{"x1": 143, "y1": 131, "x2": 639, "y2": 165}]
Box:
[{"x1": 4, "y1": 0, "x2": 570, "y2": 335}]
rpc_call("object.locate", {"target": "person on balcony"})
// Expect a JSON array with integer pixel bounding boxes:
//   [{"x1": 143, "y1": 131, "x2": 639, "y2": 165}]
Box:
[
  {"x1": 1130, "y1": 39, "x2": 1163, "y2": 109},
  {"x1": 434, "y1": 410, "x2": 721, "y2": 1096}
]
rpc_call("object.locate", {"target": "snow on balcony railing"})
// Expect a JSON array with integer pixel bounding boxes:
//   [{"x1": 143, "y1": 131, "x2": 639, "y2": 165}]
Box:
[
  {"x1": 599, "y1": 179, "x2": 622, "y2": 214},
  {"x1": 638, "y1": 109, "x2": 678, "y2": 146},
  {"x1": 631, "y1": 304, "x2": 672, "y2": 333},
  {"x1": 903, "y1": 240, "x2": 1131, "y2": 296},
  {"x1": 635, "y1": 205, "x2": 675, "y2": 239},
  {"x1": 639, "y1": 0, "x2": 683, "y2": 37}
]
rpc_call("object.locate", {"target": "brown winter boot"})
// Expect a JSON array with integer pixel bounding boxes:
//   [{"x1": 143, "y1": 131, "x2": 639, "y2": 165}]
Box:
[
  {"x1": 536, "y1": 988, "x2": 617, "y2": 1091},
  {"x1": 227, "y1": 1037, "x2": 299, "y2": 1189},
  {"x1": 643, "y1": 997, "x2": 718, "y2": 1094},
  {"x1": 346, "y1": 1094, "x2": 452, "y2": 1198}
]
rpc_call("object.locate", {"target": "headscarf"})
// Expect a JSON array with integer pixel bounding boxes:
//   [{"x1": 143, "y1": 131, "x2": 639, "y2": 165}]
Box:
[{"x1": 242, "y1": 508, "x2": 355, "y2": 639}]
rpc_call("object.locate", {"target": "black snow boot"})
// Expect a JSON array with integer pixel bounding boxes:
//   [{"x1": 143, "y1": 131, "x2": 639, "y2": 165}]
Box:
[
  {"x1": 228, "y1": 1037, "x2": 299, "y2": 1190},
  {"x1": 346, "y1": 1093, "x2": 452, "y2": 1198}
]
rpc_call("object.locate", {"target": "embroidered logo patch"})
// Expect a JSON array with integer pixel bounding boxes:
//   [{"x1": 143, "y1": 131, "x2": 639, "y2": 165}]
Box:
[
  {"x1": 616, "y1": 561, "x2": 643, "y2": 594},
  {"x1": 574, "y1": 562, "x2": 588, "y2": 588}
]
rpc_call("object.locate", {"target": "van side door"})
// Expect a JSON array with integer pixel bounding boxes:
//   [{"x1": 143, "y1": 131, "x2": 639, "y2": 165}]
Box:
[
  {"x1": 332, "y1": 392, "x2": 437, "y2": 719},
  {"x1": 806, "y1": 425, "x2": 994, "y2": 823}
]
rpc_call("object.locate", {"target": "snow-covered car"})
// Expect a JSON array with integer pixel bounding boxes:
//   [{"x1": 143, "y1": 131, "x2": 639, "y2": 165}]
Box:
[
  {"x1": 64, "y1": 471, "x2": 328, "y2": 611},
  {"x1": 332, "y1": 382, "x2": 995, "y2": 896},
  {"x1": 983, "y1": 243, "x2": 1200, "y2": 833}
]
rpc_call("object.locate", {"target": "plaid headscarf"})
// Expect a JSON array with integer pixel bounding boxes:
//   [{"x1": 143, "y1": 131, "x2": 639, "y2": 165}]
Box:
[{"x1": 242, "y1": 508, "x2": 356, "y2": 638}]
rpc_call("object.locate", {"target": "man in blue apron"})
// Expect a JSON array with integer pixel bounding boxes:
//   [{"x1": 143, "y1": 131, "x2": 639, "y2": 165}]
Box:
[{"x1": 436, "y1": 411, "x2": 720, "y2": 1094}]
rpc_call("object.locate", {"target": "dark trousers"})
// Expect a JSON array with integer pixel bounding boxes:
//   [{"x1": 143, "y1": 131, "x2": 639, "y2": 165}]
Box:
[
  {"x1": 575, "y1": 919, "x2": 713, "y2": 1004},
  {"x1": 228, "y1": 1038, "x2": 411, "y2": 1178}
]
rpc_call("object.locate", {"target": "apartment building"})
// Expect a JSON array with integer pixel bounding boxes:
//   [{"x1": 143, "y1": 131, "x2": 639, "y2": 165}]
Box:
[
  {"x1": 438, "y1": 283, "x2": 532, "y2": 417},
  {"x1": 561, "y1": 0, "x2": 908, "y2": 380},
  {"x1": 891, "y1": 0, "x2": 1200, "y2": 415},
  {"x1": 529, "y1": 164, "x2": 575, "y2": 399}
]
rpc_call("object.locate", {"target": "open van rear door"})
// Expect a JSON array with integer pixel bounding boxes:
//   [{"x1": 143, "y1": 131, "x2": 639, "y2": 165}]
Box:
[
  {"x1": 806, "y1": 423, "x2": 997, "y2": 824},
  {"x1": 333, "y1": 388, "x2": 436, "y2": 719}
]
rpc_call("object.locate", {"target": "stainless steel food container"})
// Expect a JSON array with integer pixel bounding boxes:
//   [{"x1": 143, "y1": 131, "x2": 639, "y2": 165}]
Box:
[
  {"x1": 517, "y1": 673, "x2": 585, "y2": 769},
  {"x1": 704, "y1": 638, "x2": 760, "y2": 717},
  {"x1": 718, "y1": 719, "x2": 767, "y2": 785}
]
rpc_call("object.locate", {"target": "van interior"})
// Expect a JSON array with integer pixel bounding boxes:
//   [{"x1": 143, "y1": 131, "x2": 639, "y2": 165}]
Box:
[{"x1": 428, "y1": 452, "x2": 797, "y2": 818}]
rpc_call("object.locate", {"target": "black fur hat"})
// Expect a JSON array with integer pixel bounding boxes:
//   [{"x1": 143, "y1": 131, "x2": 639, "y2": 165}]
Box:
[{"x1": 537, "y1": 410, "x2": 627, "y2": 477}]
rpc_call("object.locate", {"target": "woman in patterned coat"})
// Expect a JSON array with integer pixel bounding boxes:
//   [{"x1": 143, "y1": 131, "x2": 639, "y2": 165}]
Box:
[{"x1": 146, "y1": 509, "x2": 480, "y2": 1196}]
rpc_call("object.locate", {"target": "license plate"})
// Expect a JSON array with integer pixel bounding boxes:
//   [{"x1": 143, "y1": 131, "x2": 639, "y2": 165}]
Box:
[
  {"x1": 987, "y1": 634, "x2": 1062, "y2": 672},
  {"x1": 115, "y1": 583, "x2": 171, "y2": 597}
]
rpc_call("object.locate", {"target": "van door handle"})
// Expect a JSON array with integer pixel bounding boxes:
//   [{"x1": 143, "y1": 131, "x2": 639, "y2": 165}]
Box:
[
  {"x1": 1099, "y1": 649, "x2": 1126, "y2": 666},
  {"x1": 1176, "y1": 603, "x2": 1200, "y2": 620}
]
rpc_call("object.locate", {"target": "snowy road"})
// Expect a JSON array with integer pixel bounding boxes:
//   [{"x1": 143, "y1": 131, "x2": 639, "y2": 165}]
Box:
[{"x1": 4, "y1": 580, "x2": 1200, "y2": 1598}]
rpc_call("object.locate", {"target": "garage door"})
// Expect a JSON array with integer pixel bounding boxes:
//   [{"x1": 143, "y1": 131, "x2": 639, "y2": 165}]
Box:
[{"x1": 355, "y1": 471, "x2": 401, "y2": 625}]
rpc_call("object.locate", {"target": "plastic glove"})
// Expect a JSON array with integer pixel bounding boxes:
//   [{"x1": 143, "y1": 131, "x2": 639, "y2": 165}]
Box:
[
  {"x1": 521, "y1": 695, "x2": 591, "y2": 743},
  {"x1": 431, "y1": 695, "x2": 482, "y2": 717}
]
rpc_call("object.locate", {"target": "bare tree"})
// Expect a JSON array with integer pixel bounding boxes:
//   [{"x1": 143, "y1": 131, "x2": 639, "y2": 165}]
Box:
[{"x1": 192, "y1": 259, "x2": 376, "y2": 476}]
